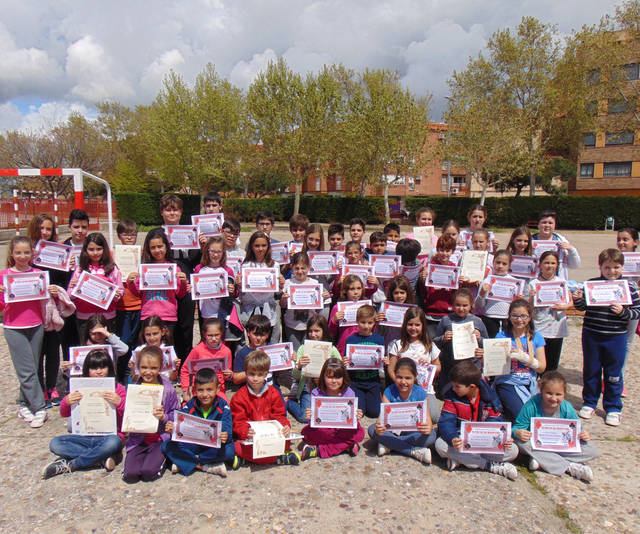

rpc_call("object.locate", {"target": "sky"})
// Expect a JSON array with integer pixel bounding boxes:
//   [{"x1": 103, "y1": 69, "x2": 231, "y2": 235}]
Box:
[{"x1": 0, "y1": 0, "x2": 622, "y2": 133}]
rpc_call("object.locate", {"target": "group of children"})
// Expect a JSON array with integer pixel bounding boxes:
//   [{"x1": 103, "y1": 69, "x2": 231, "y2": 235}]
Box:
[{"x1": 2, "y1": 194, "x2": 636, "y2": 483}]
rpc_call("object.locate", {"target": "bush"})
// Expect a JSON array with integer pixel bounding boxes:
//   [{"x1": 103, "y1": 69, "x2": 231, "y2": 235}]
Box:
[{"x1": 114, "y1": 192, "x2": 201, "y2": 226}]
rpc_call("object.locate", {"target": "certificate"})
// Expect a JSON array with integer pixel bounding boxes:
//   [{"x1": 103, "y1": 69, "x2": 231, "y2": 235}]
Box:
[
  {"x1": 370, "y1": 255, "x2": 401, "y2": 279},
  {"x1": 139, "y1": 263, "x2": 177, "y2": 290},
  {"x1": 191, "y1": 213, "x2": 224, "y2": 237},
  {"x1": 531, "y1": 417, "x2": 581, "y2": 453},
  {"x1": 460, "y1": 250, "x2": 488, "y2": 283},
  {"x1": 33, "y1": 240, "x2": 72, "y2": 271},
  {"x1": 114, "y1": 245, "x2": 140, "y2": 276},
  {"x1": 510, "y1": 255, "x2": 538, "y2": 278},
  {"x1": 69, "y1": 377, "x2": 116, "y2": 435},
  {"x1": 70, "y1": 271, "x2": 118, "y2": 310},
  {"x1": 622, "y1": 252, "x2": 640, "y2": 277},
  {"x1": 336, "y1": 299, "x2": 372, "y2": 327},
  {"x1": 345, "y1": 344, "x2": 384, "y2": 370},
  {"x1": 417, "y1": 363, "x2": 437, "y2": 391},
  {"x1": 584, "y1": 279, "x2": 632, "y2": 306},
  {"x1": 190, "y1": 271, "x2": 228, "y2": 300},
  {"x1": 187, "y1": 357, "x2": 227, "y2": 376},
  {"x1": 380, "y1": 400, "x2": 427, "y2": 432},
  {"x1": 289, "y1": 241, "x2": 303, "y2": 255},
  {"x1": 452, "y1": 321, "x2": 478, "y2": 360},
  {"x1": 379, "y1": 302, "x2": 415, "y2": 327},
  {"x1": 226, "y1": 256, "x2": 243, "y2": 277},
  {"x1": 164, "y1": 225, "x2": 199, "y2": 249},
  {"x1": 249, "y1": 420, "x2": 286, "y2": 458},
  {"x1": 342, "y1": 264, "x2": 374, "y2": 285},
  {"x1": 450, "y1": 246, "x2": 464, "y2": 266},
  {"x1": 69, "y1": 345, "x2": 114, "y2": 376},
  {"x1": 301, "y1": 340, "x2": 333, "y2": 378},
  {"x1": 533, "y1": 280, "x2": 570, "y2": 307},
  {"x1": 288, "y1": 283, "x2": 323, "y2": 310},
  {"x1": 532, "y1": 240, "x2": 558, "y2": 258},
  {"x1": 309, "y1": 251, "x2": 341, "y2": 275},
  {"x1": 133, "y1": 345, "x2": 178, "y2": 374},
  {"x1": 3, "y1": 271, "x2": 49, "y2": 303},
  {"x1": 121, "y1": 383, "x2": 163, "y2": 433},
  {"x1": 70, "y1": 245, "x2": 83, "y2": 268},
  {"x1": 400, "y1": 263, "x2": 422, "y2": 285},
  {"x1": 385, "y1": 241, "x2": 397, "y2": 254},
  {"x1": 460, "y1": 421, "x2": 511, "y2": 454},
  {"x1": 487, "y1": 276, "x2": 523, "y2": 302},
  {"x1": 241, "y1": 266, "x2": 278, "y2": 293},
  {"x1": 172, "y1": 412, "x2": 221, "y2": 448},
  {"x1": 258, "y1": 342, "x2": 294, "y2": 371},
  {"x1": 425, "y1": 263, "x2": 459, "y2": 290},
  {"x1": 413, "y1": 226, "x2": 435, "y2": 254},
  {"x1": 482, "y1": 338, "x2": 511, "y2": 377},
  {"x1": 270, "y1": 242, "x2": 289, "y2": 264},
  {"x1": 310, "y1": 396, "x2": 358, "y2": 429}
]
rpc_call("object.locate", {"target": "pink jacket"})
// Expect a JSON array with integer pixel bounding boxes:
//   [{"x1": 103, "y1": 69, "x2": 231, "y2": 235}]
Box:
[
  {"x1": 0, "y1": 267, "x2": 46, "y2": 328},
  {"x1": 44, "y1": 285, "x2": 76, "y2": 332}
]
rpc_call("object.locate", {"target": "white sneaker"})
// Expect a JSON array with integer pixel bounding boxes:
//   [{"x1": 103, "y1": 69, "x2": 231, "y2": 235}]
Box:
[
  {"x1": 171, "y1": 463, "x2": 180, "y2": 474},
  {"x1": 578, "y1": 406, "x2": 595, "y2": 419},
  {"x1": 605, "y1": 412, "x2": 621, "y2": 426},
  {"x1": 104, "y1": 457, "x2": 116, "y2": 471},
  {"x1": 529, "y1": 458, "x2": 540, "y2": 471},
  {"x1": 489, "y1": 461, "x2": 518, "y2": 481},
  {"x1": 410, "y1": 447, "x2": 432, "y2": 465},
  {"x1": 377, "y1": 443, "x2": 390, "y2": 457},
  {"x1": 567, "y1": 462, "x2": 593, "y2": 482},
  {"x1": 18, "y1": 406, "x2": 34, "y2": 423},
  {"x1": 447, "y1": 458, "x2": 458, "y2": 472},
  {"x1": 202, "y1": 463, "x2": 227, "y2": 478},
  {"x1": 30, "y1": 410, "x2": 48, "y2": 428}
]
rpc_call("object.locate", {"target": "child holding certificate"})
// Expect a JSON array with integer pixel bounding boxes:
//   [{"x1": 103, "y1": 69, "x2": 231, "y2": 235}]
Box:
[
  {"x1": 303, "y1": 223, "x2": 334, "y2": 294},
  {"x1": 330, "y1": 241, "x2": 379, "y2": 300},
  {"x1": 513, "y1": 371, "x2": 598, "y2": 481},
  {"x1": 532, "y1": 210, "x2": 580, "y2": 281},
  {"x1": 435, "y1": 361, "x2": 518, "y2": 480},
  {"x1": 300, "y1": 360, "x2": 365, "y2": 459},
  {"x1": 395, "y1": 238, "x2": 425, "y2": 291},
  {"x1": 328, "y1": 274, "x2": 366, "y2": 355},
  {"x1": 80, "y1": 313, "x2": 129, "y2": 364},
  {"x1": 368, "y1": 358, "x2": 435, "y2": 464},
  {"x1": 130, "y1": 315, "x2": 177, "y2": 382},
  {"x1": 459, "y1": 204, "x2": 499, "y2": 252},
  {"x1": 163, "y1": 368, "x2": 234, "y2": 477},
  {"x1": 375, "y1": 275, "x2": 416, "y2": 351},
  {"x1": 43, "y1": 349, "x2": 126, "y2": 479},
  {"x1": 507, "y1": 226, "x2": 533, "y2": 258},
  {"x1": 123, "y1": 346, "x2": 180, "y2": 482}
]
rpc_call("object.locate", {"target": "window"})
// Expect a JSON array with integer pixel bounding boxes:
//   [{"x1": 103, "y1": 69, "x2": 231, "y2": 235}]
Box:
[
  {"x1": 624, "y1": 63, "x2": 639, "y2": 80},
  {"x1": 605, "y1": 131, "x2": 635, "y2": 145},
  {"x1": 335, "y1": 175, "x2": 342, "y2": 190},
  {"x1": 586, "y1": 100, "x2": 598, "y2": 116},
  {"x1": 583, "y1": 133, "x2": 596, "y2": 147},
  {"x1": 315, "y1": 177, "x2": 321, "y2": 191},
  {"x1": 580, "y1": 163, "x2": 594, "y2": 177},
  {"x1": 442, "y1": 160, "x2": 450, "y2": 171},
  {"x1": 408, "y1": 177, "x2": 415, "y2": 191},
  {"x1": 608, "y1": 99, "x2": 631, "y2": 114},
  {"x1": 603, "y1": 162, "x2": 632, "y2": 177},
  {"x1": 586, "y1": 69, "x2": 600, "y2": 85}
]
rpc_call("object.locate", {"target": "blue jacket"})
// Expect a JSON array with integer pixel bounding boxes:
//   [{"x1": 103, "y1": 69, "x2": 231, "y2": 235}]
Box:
[{"x1": 182, "y1": 395, "x2": 233, "y2": 439}]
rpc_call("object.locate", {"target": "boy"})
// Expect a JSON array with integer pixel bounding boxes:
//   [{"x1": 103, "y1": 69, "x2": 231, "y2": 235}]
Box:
[
  {"x1": 396, "y1": 238, "x2": 424, "y2": 291},
  {"x1": 436, "y1": 361, "x2": 518, "y2": 480},
  {"x1": 532, "y1": 210, "x2": 580, "y2": 281},
  {"x1": 572, "y1": 248, "x2": 640, "y2": 426},
  {"x1": 222, "y1": 216, "x2": 245, "y2": 260},
  {"x1": 256, "y1": 210, "x2": 278, "y2": 243},
  {"x1": 230, "y1": 350, "x2": 299, "y2": 466},
  {"x1": 327, "y1": 223, "x2": 345, "y2": 251},
  {"x1": 163, "y1": 368, "x2": 233, "y2": 477},
  {"x1": 232, "y1": 314, "x2": 272, "y2": 386},
  {"x1": 383, "y1": 222, "x2": 401, "y2": 244},
  {"x1": 288, "y1": 214, "x2": 309, "y2": 245},
  {"x1": 367, "y1": 231, "x2": 388, "y2": 256},
  {"x1": 203, "y1": 191, "x2": 223, "y2": 214},
  {"x1": 114, "y1": 218, "x2": 141, "y2": 384},
  {"x1": 349, "y1": 218, "x2": 366, "y2": 244}
]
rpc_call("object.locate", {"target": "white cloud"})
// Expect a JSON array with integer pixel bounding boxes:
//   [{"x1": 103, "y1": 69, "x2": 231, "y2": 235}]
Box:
[
  {"x1": 140, "y1": 49, "x2": 187, "y2": 94},
  {"x1": 0, "y1": 101, "x2": 92, "y2": 134},
  {"x1": 229, "y1": 48, "x2": 278, "y2": 88}
]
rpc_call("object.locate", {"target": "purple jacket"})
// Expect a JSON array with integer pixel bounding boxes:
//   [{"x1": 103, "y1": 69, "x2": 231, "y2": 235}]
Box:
[
  {"x1": 126, "y1": 376, "x2": 180, "y2": 450},
  {"x1": 311, "y1": 386, "x2": 356, "y2": 398}
]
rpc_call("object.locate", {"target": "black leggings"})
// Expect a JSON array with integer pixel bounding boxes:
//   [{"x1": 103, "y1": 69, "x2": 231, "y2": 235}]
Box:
[
  {"x1": 543, "y1": 337, "x2": 564, "y2": 371},
  {"x1": 39, "y1": 330, "x2": 61, "y2": 391},
  {"x1": 481, "y1": 316, "x2": 503, "y2": 338}
]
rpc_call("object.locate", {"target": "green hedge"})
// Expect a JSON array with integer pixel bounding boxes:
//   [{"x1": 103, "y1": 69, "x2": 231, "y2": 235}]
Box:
[{"x1": 114, "y1": 193, "x2": 201, "y2": 226}]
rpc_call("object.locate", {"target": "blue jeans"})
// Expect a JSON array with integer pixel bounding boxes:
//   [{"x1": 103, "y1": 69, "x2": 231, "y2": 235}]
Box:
[
  {"x1": 162, "y1": 440, "x2": 235, "y2": 475},
  {"x1": 287, "y1": 391, "x2": 311, "y2": 424},
  {"x1": 582, "y1": 330, "x2": 626, "y2": 413},
  {"x1": 494, "y1": 383, "x2": 527, "y2": 421},
  {"x1": 50, "y1": 434, "x2": 123, "y2": 469},
  {"x1": 367, "y1": 424, "x2": 436, "y2": 456},
  {"x1": 350, "y1": 378, "x2": 382, "y2": 418}
]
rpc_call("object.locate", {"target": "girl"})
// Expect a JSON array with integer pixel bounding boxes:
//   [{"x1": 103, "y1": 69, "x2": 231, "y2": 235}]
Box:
[
  {"x1": 493, "y1": 299, "x2": 547, "y2": 420},
  {"x1": 69, "y1": 232, "x2": 124, "y2": 335},
  {"x1": 1, "y1": 236, "x2": 57, "y2": 428},
  {"x1": 387, "y1": 308, "x2": 441, "y2": 422},
  {"x1": 440, "y1": 219, "x2": 462, "y2": 265},
  {"x1": 288, "y1": 314, "x2": 342, "y2": 423},
  {"x1": 328, "y1": 274, "x2": 366, "y2": 355},
  {"x1": 375, "y1": 275, "x2": 416, "y2": 350},
  {"x1": 406, "y1": 207, "x2": 438, "y2": 251},
  {"x1": 507, "y1": 226, "x2": 533, "y2": 257},
  {"x1": 130, "y1": 315, "x2": 178, "y2": 382},
  {"x1": 368, "y1": 357, "x2": 436, "y2": 464},
  {"x1": 42, "y1": 349, "x2": 126, "y2": 479},
  {"x1": 28, "y1": 213, "x2": 58, "y2": 246},
  {"x1": 299, "y1": 359, "x2": 365, "y2": 459},
  {"x1": 331, "y1": 241, "x2": 379, "y2": 301},
  {"x1": 475, "y1": 250, "x2": 522, "y2": 338},
  {"x1": 616, "y1": 227, "x2": 639, "y2": 380},
  {"x1": 532, "y1": 210, "x2": 580, "y2": 281},
  {"x1": 238, "y1": 231, "x2": 285, "y2": 344},
  {"x1": 122, "y1": 345, "x2": 180, "y2": 483},
  {"x1": 302, "y1": 223, "x2": 325, "y2": 253},
  {"x1": 180, "y1": 318, "x2": 232, "y2": 402},
  {"x1": 527, "y1": 251, "x2": 572, "y2": 371},
  {"x1": 459, "y1": 204, "x2": 499, "y2": 252},
  {"x1": 281, "y1": 252, "x2": 331, "y2": 349},
  {"x1": 513, "y1": 371, "x2": 598, "y2": 482},
  {"x1": 127, "y1": 228, "x2": 188, "y2": 338}
]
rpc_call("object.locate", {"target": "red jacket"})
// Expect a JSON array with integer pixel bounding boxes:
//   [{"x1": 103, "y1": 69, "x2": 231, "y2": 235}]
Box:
[
  {"x1": 419, "y1": 259, "x2": 455, "y2": 318},
  {"x1": 230, "y1": 384, "x2": 290, "y2": 441}
]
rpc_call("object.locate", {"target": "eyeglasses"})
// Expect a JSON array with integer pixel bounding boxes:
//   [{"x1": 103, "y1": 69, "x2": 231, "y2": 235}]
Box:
[{"x1": 510, "y1": 314, "x2": 530, "y2": 320}]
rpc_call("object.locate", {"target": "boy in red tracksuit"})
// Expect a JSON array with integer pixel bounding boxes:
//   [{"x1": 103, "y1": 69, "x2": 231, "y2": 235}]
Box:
[{"x1": 230, "y1": 350, "x2": 300, "y2": 468}]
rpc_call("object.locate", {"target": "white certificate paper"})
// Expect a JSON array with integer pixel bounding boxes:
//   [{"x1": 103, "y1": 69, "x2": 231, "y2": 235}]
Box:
[
  {"x1": 164, "y1": 225, "x2": 199, "y2": 249},
  {"x1": 425, "y1": 263, "x2": 459, "y2": 290},
  {"x1": 531, "y1": 417, "x2": 581, "y2": 453},
  {"x1": 301, "y1": 340, "x2": 333, "y2": 378},
  {"x1": 510, "y1": 255, "x2": 538, "y2": 278},
  {"x1": 345, "y1": 344, "x2": 384, "y2": 370},
  {"x1": 380, "y1": 400, "x2": 428, "y2": 432},
  {"x1": 70, "y1": 271, "x2": 118, "y2": 310},
  {"x1": 114, "y1": 245, "x2": 140, "y2": 276},
  {"x1": 413, "y1": 226, "x2": 435, "y2": 254},
  {"x1": 288, "y1": 283, "x2": 323, "y2": 310},
  {"x1": 187, "y1": 357, "x2": 227, "y2": 376},
  {"x1": 460, "y1": 250, "x2": 488, "y2": 283},
  {"x1": 584, "y1": 279, "x2": 632, "y2": 306},
  {"x1": 400, "y1": 263, "x2": 422, "y2": 285},
  {"x1": 133, "y1": 345, "x2": 178, "y2": 375},
  {"x1": 139, "y1": 263, "x2": 178, "y2": 290},
  {"x1": 241, "y1": 266, "x2": 278, "y2": 293},
  {"x1": 337, "y1": 299, "x2": 372, "y2": 326},
  {"x1": 310, "y1": 396, "x2": 358, "y2": 429},
  {"x1": 417, "y1": 363, "x2": 437, "y2": 392},
  {"x1": 622, "y1": 252, "x2": 640, "y2": 277},
  {"x1": 532, "y1": 240, "x2": 559, "y2": 258},
  {"x1": 33, "y1": 240, "x2": 72, "y2": 271},
  {"x1": 370, "y1": 255, "x2": 401, "y2": 279},
  {"x1": 69, "y1": 345, "x2": 114, "y2": 376},
  {"x1": 533, "y1": 280, "x2": 570, "y2": 307},
  {"x1": 173, "y1": 411, "x2": 221, "y2": 448},
  {"x1": 309, "y1": 251, "x2": 341, "y2": 275},
  {"x1": 452, "y1": 321, "x2": 478, "y2": 360},
  {"x1": 487, "y1": 276, "x2": 523, "y2": 302},
  {"x1": 190, "y1": 271, "x2": 228, "y2": 300},
  {"x1": 460, "y1": 421, "x2": 511, "y2": 454},
  {"x1": 342, "y1": 264, "x2": 374, "y2": 285},
  {"x1": 121, "y1": 383, "x2": 163, "y2": 433},
  {"x1": 69, "y1": 377, "x2": 117, "y2": 435},
  {"x1": 249, "y1": 420, "x2": 286, "y2": 458},
  {"x1": 226, "y1": 257, "x2": 243, "y2": 277},
  {"x1": 3, "y1": 271, "x2": 49, "y2": 303},
  {"x1": 270, "y1": 242, "x2": 290, "y2": 264},
  {"x1": 258, "y1": 342, "x2": 294, "y2": 372},
  {"x1": 191, "y1": 213, "x2": 224, "y2": 237},
  {"x1": 482, "y1": 338, "x2": 512, "y2": 377},
  {"x1": 379, "y1": 302, "x2": 415, "y2": 327}
]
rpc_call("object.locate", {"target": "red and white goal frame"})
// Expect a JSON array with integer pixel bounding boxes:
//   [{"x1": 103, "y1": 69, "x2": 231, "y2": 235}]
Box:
[{"x1": 0, "y1": 168, "x2": 114, "y2": 247}]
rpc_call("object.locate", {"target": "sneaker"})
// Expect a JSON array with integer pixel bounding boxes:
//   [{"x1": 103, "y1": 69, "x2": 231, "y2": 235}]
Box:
[
  {"x1": 231, "y1": 455, "x2": 246, "y2": 470},
  {"x1": 43, "y1": 390, "x2": 51, "y2": 408},
  {"x1": 42, "y1": 459, "x2": 72, "y2": 479},
  {"x1": 18, "y1": 406, "x2": 34, "y2": 423},
  {"x1": 529, "y1": 458, "x2": 540, "y2": 471},
  {"x1": 30, "y1": 410, "x2": 48, "y2": 428},
  {"x1": 605, "y1": 412, "x2": 621, "y2": 426},
  {"x1": 50, "y1": 388, "x2": 62, "y2": 406},
  {"x1": 447, "y1": 458, "x2": 458, "y2": 472},
  {"x1": 567, "y1": 462, "x2": 593, "y2": 482},
  {"x1": 621, "y1": 386, "x2": 627, "y2": 398},
  {"x1": 377, "y1": 443, "x2": 390, "y2": 457},
  {"x1": 349, "y1": 443, "x2": 359, "y2": 457},
  {"x1": 410, "y1": 447, "x2": 432, "y2": 465},
  {"x1": 489, "y1": 461, "x2": 518, "y2": 481},
  {"x1": 578, "y1": 406, "x2": 595, "y2": 419},
  {"x1": 171, "y1": 463, "x2": 180, "y2": 474},
  {"x1": 201, "y1": 463, "x2": 227, "y2": 478},
  {"x1": 277, "y1": 451, "x2": 301, "y2": 466},
  {"x1": 301, "y1": 445, "x2": 318, "y2": 461},
  {"x1": 104, "y1": 457, "x2": 116, "y2": 471}
]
